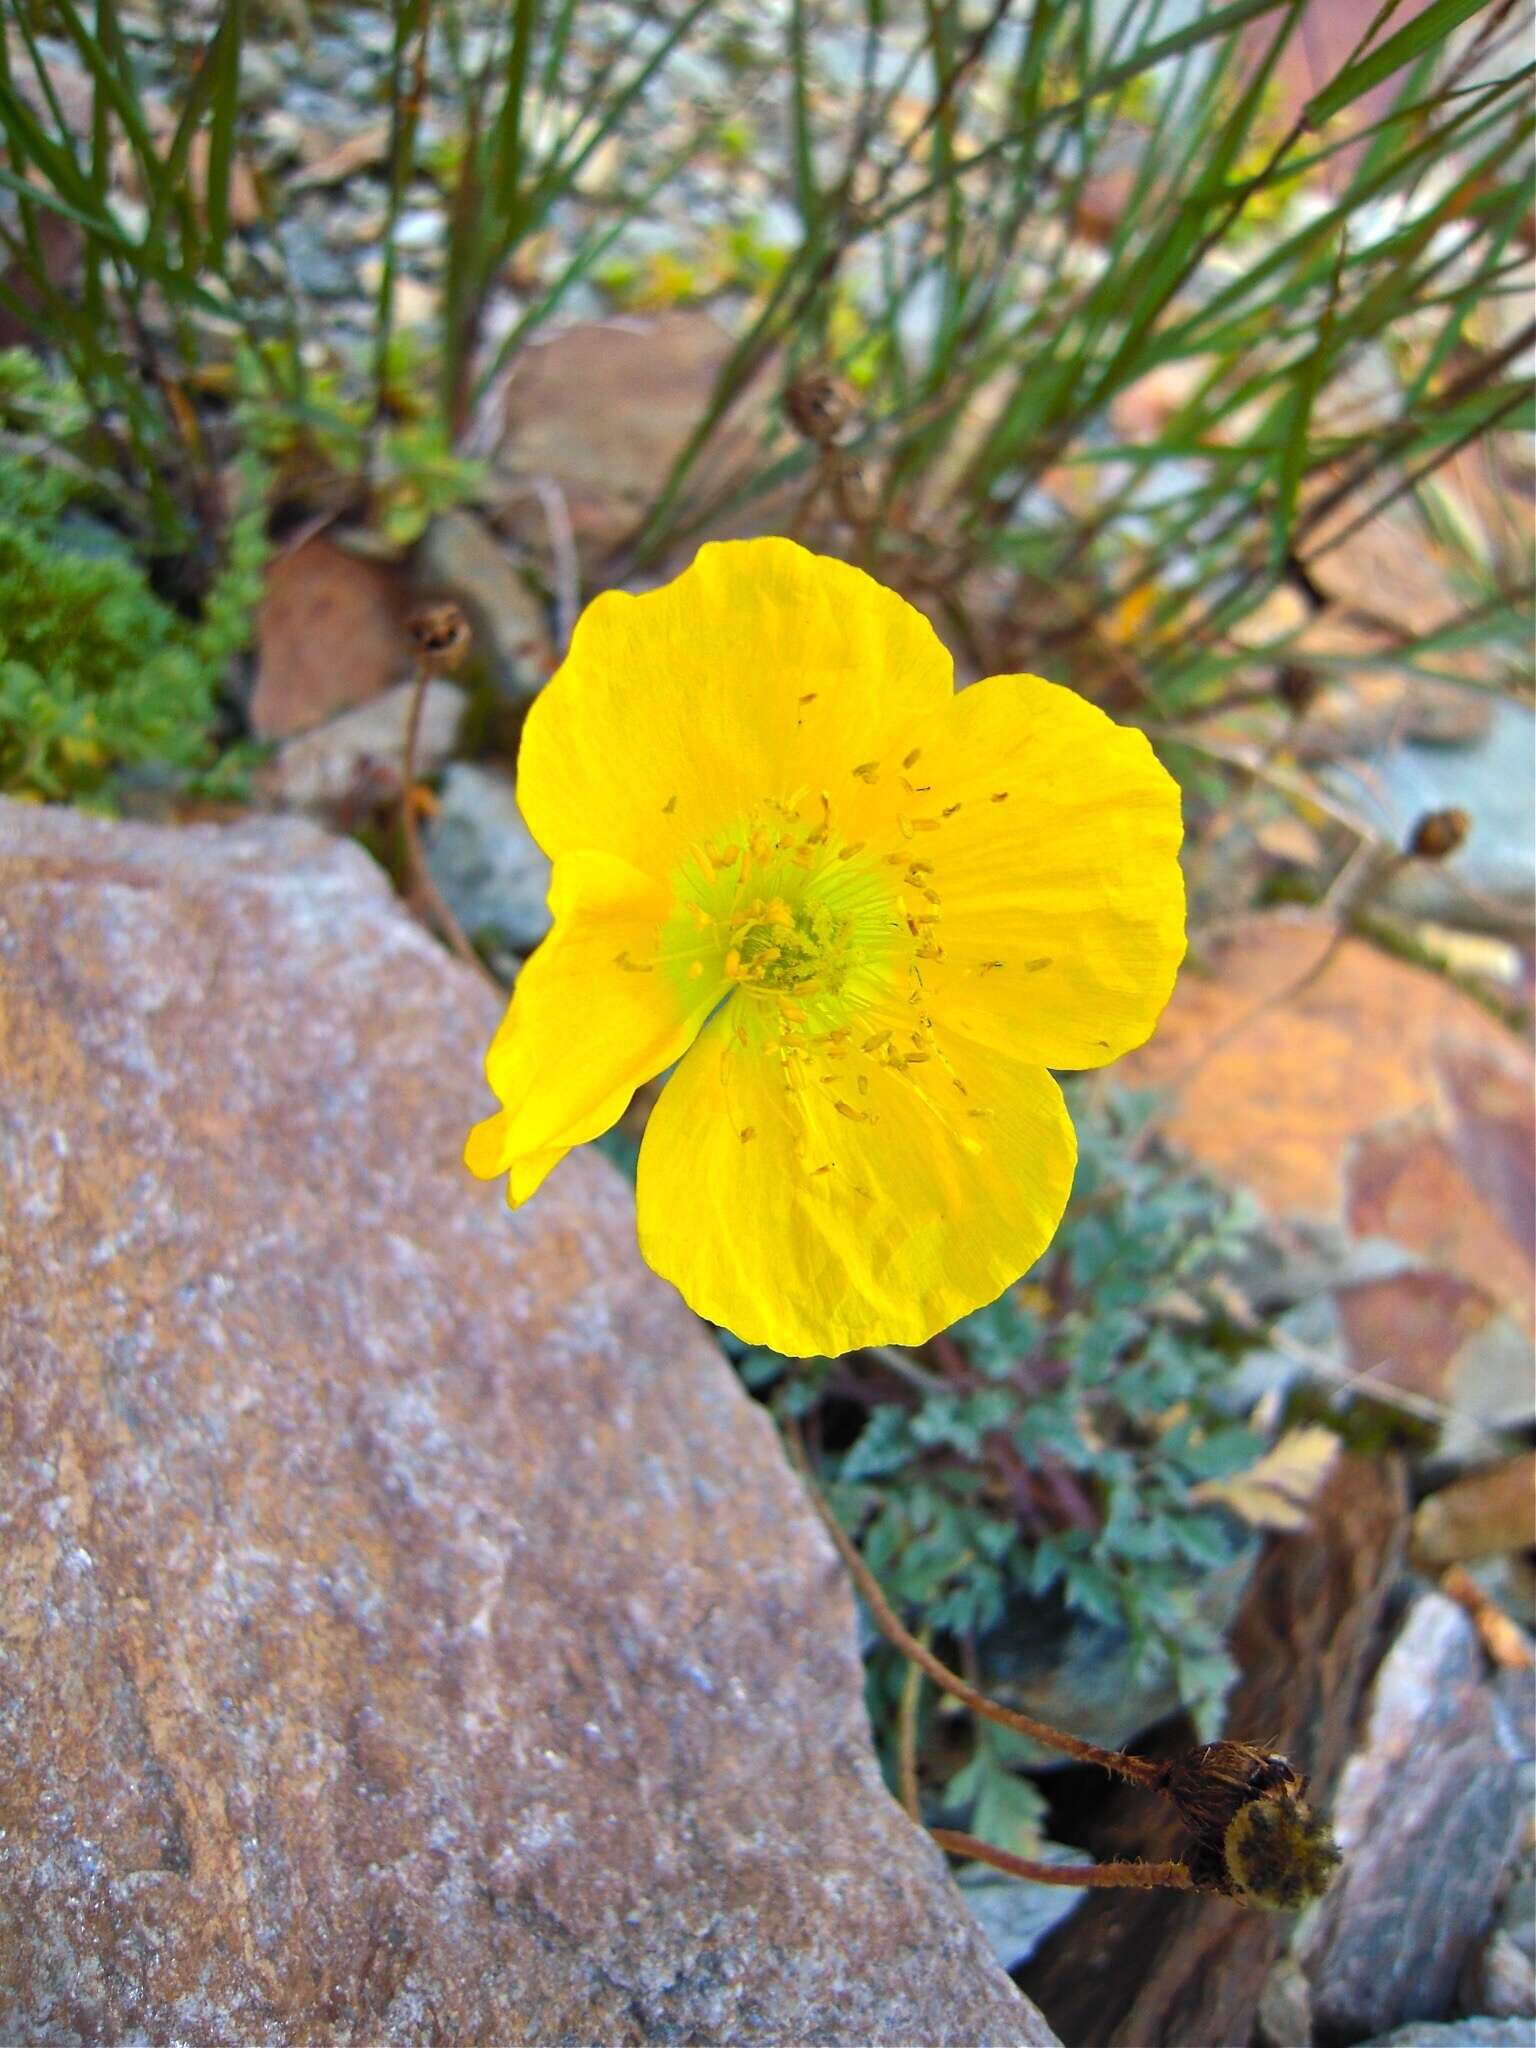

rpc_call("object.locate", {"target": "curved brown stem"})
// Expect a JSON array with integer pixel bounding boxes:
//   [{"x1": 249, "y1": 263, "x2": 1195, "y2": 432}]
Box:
[
  {"x1": 398, "y1": 661, "x2": 502, "y2": 994},
  {"x1": 929, "y1": 1830, "x2": 1206, "y2": 1894},
  {"x1": 784, "y1": 1424, "x2": 1162, "y2": 1790}
]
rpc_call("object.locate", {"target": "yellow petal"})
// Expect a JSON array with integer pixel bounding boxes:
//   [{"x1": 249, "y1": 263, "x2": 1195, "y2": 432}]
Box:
[
  {"x1": 903, "y1": 674, "x2": 1185, "y2": 1069},
  {"x1": 636, "y1": 1006, "x2": 1076, "y2": 1354},
  {"x1": 518, "y1": 537, "x2": 953, "y2": 873},
  {"x1": 465, "y1": 849, "x2": 715, "y2": 1202}
]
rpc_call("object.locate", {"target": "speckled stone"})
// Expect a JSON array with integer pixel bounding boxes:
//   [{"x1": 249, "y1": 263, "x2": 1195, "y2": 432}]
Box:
[{"x1": 0, "y1": 801, "x2": 1055, "y2": 2048}]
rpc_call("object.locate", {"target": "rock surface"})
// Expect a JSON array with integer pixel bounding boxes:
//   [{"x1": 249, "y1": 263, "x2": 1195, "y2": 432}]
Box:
[
  {"x1": 1300, "y1": 1593, "x2": 1530, "y2": 2044},
  {"x1": 412, "y1": 510, "x2": 554, "y2": 706},
  {"x1": 423, "y1": 761, "x2": 553, "y2": 963},
  {"x1": 0, "y1": 800, "x2": 1054, "y2": 2048},
  {"x1": 250, "y1": 537, "x2": 412, "y2": 741},
  {"x1": 1123, "y1": 914, "x2": 1535, "y2": 1439},
  {"x1": 493, "y1": 313, "x2": 783, "y2": 563},
  {"x1": 258, "y1": 678, "x2": 467, "y2": 816}
]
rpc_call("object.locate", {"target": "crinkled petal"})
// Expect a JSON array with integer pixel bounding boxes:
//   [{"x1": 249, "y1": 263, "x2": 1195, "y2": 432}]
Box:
[
  {"x1": 465, "y1": 849, "x2": 716, "y2": 1203},
  {"x1": 636, "y1": 1005, "x2": 1076, "y2": 1354},
  {"x1": 905, "y1": 673, "x2": 1185, "y2": 1069},
  {"x1": 518, "y1": 537, "x2": 953, "y2": 873}
]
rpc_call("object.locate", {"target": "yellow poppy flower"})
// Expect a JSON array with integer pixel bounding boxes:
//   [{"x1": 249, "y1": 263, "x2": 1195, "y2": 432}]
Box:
[{"x1": 466, "y1": 537, "x2": 1185, "y2": 1356}]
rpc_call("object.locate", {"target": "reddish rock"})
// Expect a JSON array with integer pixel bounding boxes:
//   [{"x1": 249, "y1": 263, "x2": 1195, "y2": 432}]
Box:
[
  {"x1": 1122, "y1": 914, "x2": 1534, "y2": 1426},
  {"x1": 250, "y1": 537, "x2": 412, "y2": 740},
  {"x1": 0, "y1": 801, "x2": 1054, "y2": 2048},
  {"x1": 494, "y1": 313, "x2": 784, "y2": 564}
]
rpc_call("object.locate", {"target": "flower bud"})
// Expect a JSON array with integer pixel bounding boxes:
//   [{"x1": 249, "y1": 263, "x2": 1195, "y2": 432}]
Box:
[
  {"x1": 1406, "y1": 807, "x2": 1470, "y2": 860},
  {"x1": 784, "y1": 371, "x2": 857, "y2": 446},
  {"x1": 407, "y1": 601, "x2": 473, "y2": 676}
]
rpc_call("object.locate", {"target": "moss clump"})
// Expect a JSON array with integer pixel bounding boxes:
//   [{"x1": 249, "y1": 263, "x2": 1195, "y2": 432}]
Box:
[{"x1": 0, "y1": 455, "x2": 265, "y2": 804}]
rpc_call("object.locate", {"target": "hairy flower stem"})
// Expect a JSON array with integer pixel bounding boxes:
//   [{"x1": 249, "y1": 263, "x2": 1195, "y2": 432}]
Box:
[
  {"x1": 785, "y1": 1426, "x2": 1162, "y2": 1790},
  {"x1": 928, "y1": 1831, "x2": 1210, "y2": 1894}
]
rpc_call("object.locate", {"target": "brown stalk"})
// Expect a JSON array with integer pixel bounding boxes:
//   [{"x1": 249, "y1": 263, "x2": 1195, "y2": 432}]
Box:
[
  {"x1": 784, "y1": 1423, "x2": 1162, "y2": 1790},
  {"x1": 929, "y1": 1831, "x2": 1209, "y2": 1894}
]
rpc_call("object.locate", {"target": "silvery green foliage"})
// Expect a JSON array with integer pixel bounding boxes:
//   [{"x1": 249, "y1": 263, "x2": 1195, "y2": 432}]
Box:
[{"x1": 734, "y1": 1091, "x2": 1273, "y2": 1845}]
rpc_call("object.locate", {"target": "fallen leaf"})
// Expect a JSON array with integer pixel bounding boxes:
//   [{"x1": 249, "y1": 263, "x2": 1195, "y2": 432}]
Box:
[{"x1": 1192, "y1": 1425, "x2": 1341, "y2": 1531}]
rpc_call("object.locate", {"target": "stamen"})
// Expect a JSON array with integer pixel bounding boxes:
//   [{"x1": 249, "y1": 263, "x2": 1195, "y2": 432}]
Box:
[
  {"x1": 942, "y1": 802, "x2": 963, "y2": 817},
  {"x1": 687, "y1": 961, "x2": 705, "y2": 980},
  {"x1": 990, "y1": 791, "x2": 1010, "y2": 803},
  {"x1": 799, "y1": 692, "x2": 818, "y2": 705},
  {"x1": 833, "y1": 1100, "x2": 869, "y2": 1122},
  {"x1": 837, "y1": 841, "x2": 867, "y2": 860},
  {"x1": 662, "y1": 793, "x2": 677, "y2": 814},
  {"x1": 739, "y1": 1126, "x2": 756, "y2": 1143},
  {"x1": 614, "y1": 950, "x2": 653, "y2": 972},
  {"x1": 902, "y1": 748, "x2": 922, "y2": 768},
  {"x1": 910, "y1": 817, "x2": 941, "y2": 833},
  {"x1": 852, "y1": 761, "x2": 880, "y2": 783},
  {"x1": 978, "y1": 959, "x2": 1004, "y2": 975}
]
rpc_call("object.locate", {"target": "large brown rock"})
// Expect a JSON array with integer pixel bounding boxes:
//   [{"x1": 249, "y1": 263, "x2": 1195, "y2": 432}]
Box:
[
  {"x1": 1122, "y1": 914, "x2": 1534, "y2": 1433},
  {"x1": 0, "y1": 802, "x2": 1053, "y2": 2048}
]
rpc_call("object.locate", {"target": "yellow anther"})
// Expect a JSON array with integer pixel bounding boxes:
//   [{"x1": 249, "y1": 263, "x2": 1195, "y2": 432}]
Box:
[
  {"x1": 942, "y1": 802, "x2": 963, "y2": 817},
  {"x1": 903, "y1": 1052, "x2": 931, "y2": 1064},
  {"x1": 902, "y1": 747, "x2": 922, "y2": 769},
  {"x1": 861, "y1": 1031, "x2": 891, "y2": 1053},
  {"x1": 662, "y1": 792, "x2": 677, "y2": 813},
  {"x1": 687, "y1": 902, "x2": 713, "y2": 930},
  {"x1": 614, "y1": 950, "x2": 652, "y2": 972},
  {"x1": 710, "y1": 842, "x2": 741, "y2": 869},
  {"x1": 898, "y1": 816, "x2": 914, "y2": 839},
  {"x1": 1026, "y1": 956, "x2": 1052, "y2": 972},
  {"x1": 799, "y1": 692, "x2": 818, "y2": 705},
  {"x1": 978, "y1": 959, "x2": 1004, "y2": 975},
  {"x1": 828, "y1": 1027, "x2": 851, "y2": 1044},
  {"x1": 740, "y1": 1125, "x2": 756, "y2": 1143},
  {"x1": 910, "y1": 817, "x2": 941, "y2": 833},
  {"x1": 907, "y1": 859, "x2": 934, "y2": 875},
  {"x1": 724, "y1": 948, "x2": 743, "y2": 978},
  {"x1": 852, "y1": 761, "x2": 880, "y2": 782},
  {"x1": 779, "y1": 1000, "x2": 809, "y2": 1023},
  {"x1": 812, "y1": 1163, "x2": 832, "y2": 1176},
  {"x1": 765, "y1": 899, "x2": 794, "y2": 926},
  {"x1": 833, "y1": 1100, "x2": 868, "y2": 1122},
  {"x1": 901, "y1": 777, "x2": 933, "y2": 795},
  {"x1": 750, "y1": 829, "x2": 774, "y2": 863},
  {"x1": 837, "y1": 841, "x2": 867, "y2": 860},
  {"x1": 857, "y1": 1073, "x2": 870, "y2": 1095},
  {"x1": 916, "y1": 942, "x2": 945, "y2": 961},
  {"x1": 951, "y1": 1077, "x2": 969, "y2": 1096},
  {"x1": 991, "y1": 791, "x2": 1010, "y2": 803},
  {"x1": 687, "y1": 960, "x2": 705, "y2": 980}
]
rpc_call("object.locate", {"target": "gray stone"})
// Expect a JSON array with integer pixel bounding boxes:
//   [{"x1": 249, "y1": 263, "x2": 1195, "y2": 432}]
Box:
[
  {"x1": 958, "y1": 1858, "x2": 1085, "y2": 1975},
  {"x1": 0, "y1": 801, "x2": 1057, "y2": 2048},
  {"x1": 1363, "y1": 2023, "x2": 1536, "y2": 2047},
  {"x1": 1325, "y1": 699, "x2": 1536, "y2": 934},
  {"x1": 259, "y1": 677, "x2": 466, "y2": 816},
  {"x1": 1301, "y1": 1594, "x2": 1529, "y2": 2043},
  {"x1": 424, "y1": 761, "x2": 553, "y2": 958},
  {"x1": 412, "y1": 509, "x2": 553, "y2": 705}
]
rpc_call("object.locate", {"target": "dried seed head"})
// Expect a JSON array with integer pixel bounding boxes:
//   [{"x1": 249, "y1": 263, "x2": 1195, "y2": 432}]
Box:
[
  {"x1": 1275, "y1": 665, "x2": 1321, "y2": 714},
  {"x1": 1406, "y1": 807, "x2": 1471, "y2": 861},
  {"x1": 783, "y1": 370, "x2": 857, "y2": 446},
  {"x1": 1159, "y1": 1741, "x2": 1340, "y2": 1910},
  {"x1": 1223, "y1": 1790, "x2": 1342, "y2": 1911},
  {"x1": 407, "y1": 601, "x2": 473, "y2": 675}
]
